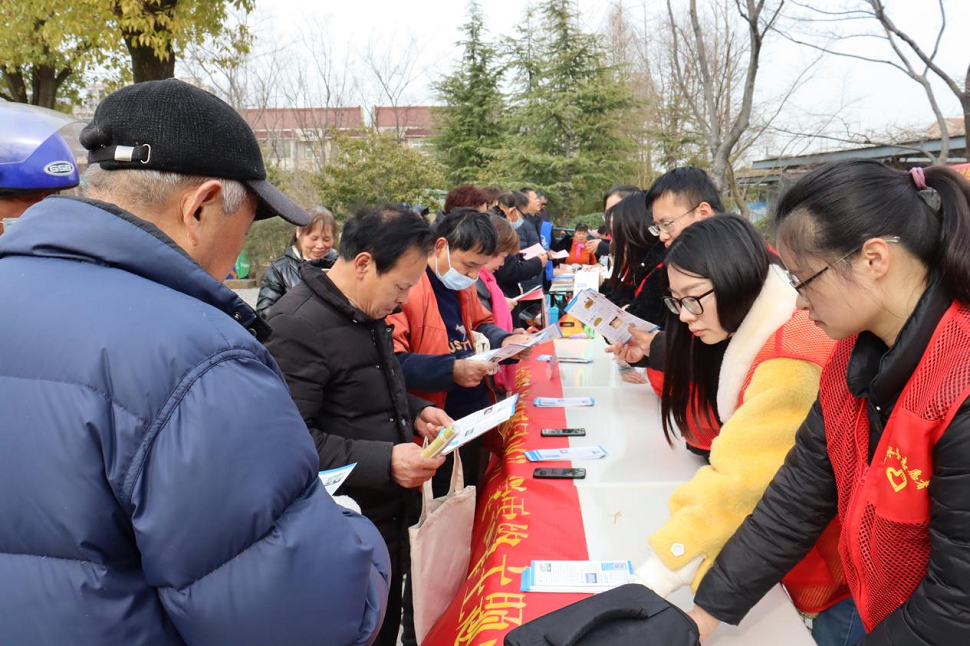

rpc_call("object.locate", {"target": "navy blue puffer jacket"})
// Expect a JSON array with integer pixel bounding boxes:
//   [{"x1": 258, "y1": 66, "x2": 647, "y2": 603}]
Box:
[{"x1": 0, "y1": 197, "x2": 390, "y2": 645}]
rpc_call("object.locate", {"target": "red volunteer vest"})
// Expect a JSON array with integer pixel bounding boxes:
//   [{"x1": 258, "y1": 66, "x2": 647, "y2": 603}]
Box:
[
  {"x1": 819, "y1": 302, "x2": 970, "y2": 631},
  {"x1": 736, "y1": 309, "x2": 848, "y2": 613}
]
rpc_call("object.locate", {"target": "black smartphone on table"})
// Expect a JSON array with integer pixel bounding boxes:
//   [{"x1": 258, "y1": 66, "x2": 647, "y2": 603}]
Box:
[
  {"x1": 541, "y1": 428, "x2": 586, "y2": 437},
  {"x1": 534, "y1": 467, "x2": 586, "y2": 479}
]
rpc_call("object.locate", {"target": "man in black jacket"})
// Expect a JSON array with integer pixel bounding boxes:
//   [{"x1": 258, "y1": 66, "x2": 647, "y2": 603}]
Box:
[{"x1": 265, "y1": 207, "x2": 452, "y2": 646}]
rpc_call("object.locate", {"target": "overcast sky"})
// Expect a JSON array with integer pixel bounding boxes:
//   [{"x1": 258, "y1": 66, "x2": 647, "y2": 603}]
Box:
[{"x1": 241, "y1": 0, "x2": 970, "y2": 159}]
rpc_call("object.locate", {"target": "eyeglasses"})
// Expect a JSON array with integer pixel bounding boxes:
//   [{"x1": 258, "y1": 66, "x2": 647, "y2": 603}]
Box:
[
  {"x1": 785, "y1": 236, "x2": 901, "y2": 293},
  {"x1": 649, "y1": 203, "x2": 699, "y2": 237},
  {"x1": 663, "y1": 288, "x2": 715, "y2": 316}
]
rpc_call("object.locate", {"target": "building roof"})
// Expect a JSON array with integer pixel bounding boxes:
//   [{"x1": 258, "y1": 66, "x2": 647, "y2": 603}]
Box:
[
  {"x1": 242, "y1": 107, "x2": 364, "y2": 135},
  {"x1": 751, "y1": 135, "x2": 967, "y2": 171},
  {"x1": 371, "y1": 105, "x2": 438, "y2": 130}
]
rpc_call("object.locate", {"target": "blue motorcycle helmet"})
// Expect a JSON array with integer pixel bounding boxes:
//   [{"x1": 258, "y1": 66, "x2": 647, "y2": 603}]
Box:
[{"x1": 0, "y1": 101, "x2": 83, "y2": 196}]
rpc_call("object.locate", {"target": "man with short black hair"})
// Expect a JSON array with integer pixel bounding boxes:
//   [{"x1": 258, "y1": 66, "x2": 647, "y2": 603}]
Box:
[
  {"x1": 266, "y1": 206, "x2": 451, "y2": 646},
  {"x1": 645, "y1": 166, "x2": 724, "y2": 248},
  {"x1": 388, "y1": 208, "x2": 532, "y2": 492},
  {"x1": 0, "y1": 79, "x2": 389, "y2": 645}
]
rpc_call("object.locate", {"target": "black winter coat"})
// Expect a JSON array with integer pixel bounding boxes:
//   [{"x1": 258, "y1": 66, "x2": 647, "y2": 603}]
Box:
[
  {"x1": 492, "y1": 210, "x2": 544, "y2": 298},
  {"x1": 265, "y1": 265, "x2": 432, "y2": 539},
  {"x1": 257, "y1": 247, "x2": 337, "y2": 317},
  {"x1": 695, "y1": 274, "x2": 970, "y2": 645}
]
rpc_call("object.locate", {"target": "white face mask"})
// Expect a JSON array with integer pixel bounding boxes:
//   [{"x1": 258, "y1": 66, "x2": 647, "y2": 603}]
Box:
[
  {"x1": 510, "y1": 216, "x2": 524, "y2": 230},
  {"x1": 435, "y1": 243, "x2": 476, "y2": 291}
]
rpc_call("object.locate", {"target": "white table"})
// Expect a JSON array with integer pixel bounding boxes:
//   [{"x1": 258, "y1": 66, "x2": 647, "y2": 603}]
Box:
[{"x1": 551, "y1": 337, "x2": 816, "y2": 645}]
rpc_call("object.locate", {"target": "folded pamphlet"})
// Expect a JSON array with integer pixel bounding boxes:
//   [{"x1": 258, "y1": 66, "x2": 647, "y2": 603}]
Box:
[
  {"x1": 421, "y1": 395, "x2": 520, "y2": 458},
  {"x1": 467, "y1": 325, "x2": 563, "y2": 364},
  {"x1": 524, "y1": 445, "x2": 608, "y2": 462},
  {"x1": 317, "y1": 463, "x2": 356, "y2": 495},
  {"x1": 564, "y1": 289, "x2": 659, "y2": 345},
  {"x1": 533, "y1": 397, "x2": 595, "y2": 408},
  {"x1": 521, "y1": 560, "x2": 634, "y2": 593}
]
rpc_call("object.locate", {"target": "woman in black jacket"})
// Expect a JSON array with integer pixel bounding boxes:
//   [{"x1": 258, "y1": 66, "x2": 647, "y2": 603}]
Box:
[
  {"x1": 607, "y1": 191, "x2": 666, "y2": 326},
  {"x1": 685, "y1": 161, "x2": 970, "y2": 646},
  {"x1": 491, "y1": 190, "x2": 547, "y2": 298},
  {"x1": 256, "y1": 205, "x2": 339, "y2": 317},
  {"x1": 265, "y1": 208, "x2": 451, "y2": 646}
]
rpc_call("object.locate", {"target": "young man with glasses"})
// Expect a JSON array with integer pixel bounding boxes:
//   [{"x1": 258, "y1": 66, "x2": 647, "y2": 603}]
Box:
[{"x1": 608, "y1": 166, "x2": 725, "y2": 366}]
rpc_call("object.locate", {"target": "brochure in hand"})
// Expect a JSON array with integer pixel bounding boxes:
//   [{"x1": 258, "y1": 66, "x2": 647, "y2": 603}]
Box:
[
  {"x1": 420, "y1": 395, "x2": 520, "y2": 458},
  {"x1": 563, "y1": 289, "x2": 659, "y2": 345},
  {"x1": 317, "y1": 463, "x2": 356, "y2": 496},
  {"x1": 467, "y1": 324, "x2": 563, "y2": 364}
]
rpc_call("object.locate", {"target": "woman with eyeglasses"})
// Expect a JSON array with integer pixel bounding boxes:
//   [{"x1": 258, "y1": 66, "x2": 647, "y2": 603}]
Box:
[
  {"x1": 629, "y1": 214, "x2": 849, "y2": 643},
  {"x1": 681, "y1": 161, "x2": 970, "y2": 646}
]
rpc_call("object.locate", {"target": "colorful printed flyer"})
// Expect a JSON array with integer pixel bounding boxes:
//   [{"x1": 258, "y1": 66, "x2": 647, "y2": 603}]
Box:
[{"x1": 564, "y1": 289, "x2": 659, "y2": 345}]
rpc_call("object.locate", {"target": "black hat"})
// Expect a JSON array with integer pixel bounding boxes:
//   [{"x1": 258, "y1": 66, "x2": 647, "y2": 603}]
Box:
[{"x1": 79, "y1": 79, "x2": 308, "y2": 226}]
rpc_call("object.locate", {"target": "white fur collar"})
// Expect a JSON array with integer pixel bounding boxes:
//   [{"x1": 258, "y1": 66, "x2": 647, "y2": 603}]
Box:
[{"x1": 716, "y1": 264, "x2": 798, "y2": 421}]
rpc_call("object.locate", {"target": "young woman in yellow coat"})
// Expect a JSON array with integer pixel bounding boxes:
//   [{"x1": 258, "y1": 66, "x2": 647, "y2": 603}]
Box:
[{"x1": 628, "y1": 215, "x2": 848, "y2": 639}]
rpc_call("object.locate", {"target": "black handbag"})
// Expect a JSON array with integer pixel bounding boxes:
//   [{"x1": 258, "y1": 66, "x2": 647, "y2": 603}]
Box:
[{"x1": 504, "y1": 584, "x2": 700, "y2": 646}]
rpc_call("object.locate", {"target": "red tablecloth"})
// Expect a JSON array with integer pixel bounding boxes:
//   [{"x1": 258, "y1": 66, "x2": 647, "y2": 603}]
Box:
[{"x1": 424, "y1": 345, "x2": 596, "y2": 646}]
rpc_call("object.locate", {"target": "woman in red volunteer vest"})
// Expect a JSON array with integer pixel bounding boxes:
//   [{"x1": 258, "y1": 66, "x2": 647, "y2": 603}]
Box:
[
  {"x1": 688, "y1": 160, "x2": 970, "y2": 646},
  {"x1": 629, "y1": 216, "x2": 847, "y2": 633}
]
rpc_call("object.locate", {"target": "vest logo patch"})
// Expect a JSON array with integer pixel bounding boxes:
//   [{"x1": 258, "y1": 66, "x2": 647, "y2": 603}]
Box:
[
  {"x1": 886, "y1": 467, "x2": 907, "y2": 492},
  {"x1": 884, "y1": 446, "x2": 931, "y2": 492}
]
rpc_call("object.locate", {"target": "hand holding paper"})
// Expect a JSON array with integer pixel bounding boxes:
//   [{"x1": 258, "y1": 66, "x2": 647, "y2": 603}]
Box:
[
  {"x1": 565, "y1": 289, "x2": 659, "y2": 346},
  {"x1": 422, "y1": 395, "x2": 519, "y2": 458}
]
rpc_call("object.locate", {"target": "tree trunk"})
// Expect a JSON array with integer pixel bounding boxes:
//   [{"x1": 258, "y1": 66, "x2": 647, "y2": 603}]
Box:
[
  {"x1": 120, "y1": 0, "x2": 179, "y2": 83},
  {"x1": 30, "y1": 64, "x2": 60, "y2": 109},
  {"x1": 2, "y1": 68, "x2": 29, "y2": 103},
  {"x1": 126, "y1": 38, "x2": 176, "y2": 83},
  {"x1": 726, "y1": 163, "x2": 749, "y2": 218},
  {"x1": 962, "y1": 94, "x2": 970, "y2": 159}
]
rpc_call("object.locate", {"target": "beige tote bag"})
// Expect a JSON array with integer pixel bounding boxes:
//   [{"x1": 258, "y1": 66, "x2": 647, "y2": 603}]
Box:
[{"x1": 409, "y1": 447, "x2": 476, "y2": 644}]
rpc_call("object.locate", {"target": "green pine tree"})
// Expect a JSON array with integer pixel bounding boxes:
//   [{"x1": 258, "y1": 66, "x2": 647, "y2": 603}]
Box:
[
  {"x1": 431, "y1": 1, "x2": 506, "y2": 186},
  {"x1": 488, "y1": 0, "x2": 637, "y2": 217}
]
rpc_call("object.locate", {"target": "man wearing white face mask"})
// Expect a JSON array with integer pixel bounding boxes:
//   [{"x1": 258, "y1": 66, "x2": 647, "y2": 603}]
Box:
[{"x1": 388, "y1": 208, "x2": 533, "y2": 495}]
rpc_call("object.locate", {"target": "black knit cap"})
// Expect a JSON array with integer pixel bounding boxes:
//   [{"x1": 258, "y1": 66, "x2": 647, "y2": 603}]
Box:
[{"x1": 79, "y1": 79, "x2": 308, "y2": 226}]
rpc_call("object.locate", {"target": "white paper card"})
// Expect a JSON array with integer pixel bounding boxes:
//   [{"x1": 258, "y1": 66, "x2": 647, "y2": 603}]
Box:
[
  {"x1": 572, "y1": 267, "x2": 600, "y2": 294},
  {"x1": 441, "y1": 395, "x2": 519, "y2": 455},
  {"x1": 318, "y1": 463, "x2": 356, "y2": 495}
]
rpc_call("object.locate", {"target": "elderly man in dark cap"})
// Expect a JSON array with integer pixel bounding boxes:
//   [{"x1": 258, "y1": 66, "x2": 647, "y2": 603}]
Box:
[{"x1": 0, "y1": 79, "x2": 389, "y2": 646}]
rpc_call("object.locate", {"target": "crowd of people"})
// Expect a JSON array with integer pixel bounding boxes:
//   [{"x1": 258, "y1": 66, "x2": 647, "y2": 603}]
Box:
[{"x1": 1, "y1": 78, "x2": 969, "y2": 646}]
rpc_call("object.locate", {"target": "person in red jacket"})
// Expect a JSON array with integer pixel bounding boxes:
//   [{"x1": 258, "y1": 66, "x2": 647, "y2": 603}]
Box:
[
  {"x1": 564, "y1": 223, "x2": 598, "y2": 265},
  {"x1": 687, "y1": 161, "x2": 970, "y2": 646},
  {"x1": 387, "y1": 208, "x2": 532, "y2": 495}
]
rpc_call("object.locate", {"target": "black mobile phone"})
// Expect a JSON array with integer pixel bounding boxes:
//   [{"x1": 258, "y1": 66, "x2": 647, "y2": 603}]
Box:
[
  {"x1": 534, "y1": 467, "x2": 586, "y2": 479},
  {"x1": 541, "y1": 428, "x2": 586, "y2": 437}
]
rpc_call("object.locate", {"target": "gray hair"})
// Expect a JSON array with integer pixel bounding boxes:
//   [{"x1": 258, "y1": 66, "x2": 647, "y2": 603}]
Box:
[{"x1": 81, "y1": 165, "x2": 249, "y2": 215}]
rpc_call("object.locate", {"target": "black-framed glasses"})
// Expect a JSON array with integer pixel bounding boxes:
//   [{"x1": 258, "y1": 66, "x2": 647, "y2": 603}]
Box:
[
  {"x1": 664, "y1": 288, "x2": 715, "y2": 316},
  {"x1": 649, "y1": 203, "x2": 700, "y2": 237},
  {"x1": 785, "y1": 236, "x2": 901, "y2": 293}
]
